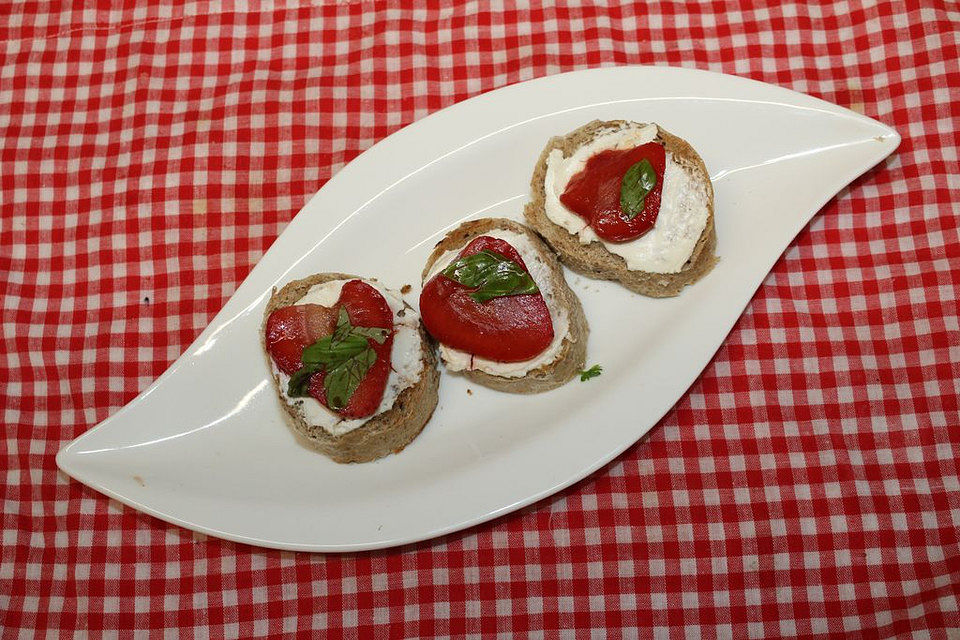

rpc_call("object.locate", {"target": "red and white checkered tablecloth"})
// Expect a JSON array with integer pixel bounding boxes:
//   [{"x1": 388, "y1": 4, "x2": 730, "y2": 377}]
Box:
[{"x1": 2, "y1": 0, "x2": 959, "y2": 636}]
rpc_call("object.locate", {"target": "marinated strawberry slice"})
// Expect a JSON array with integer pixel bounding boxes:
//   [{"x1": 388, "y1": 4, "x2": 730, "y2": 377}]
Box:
[
  {"x1": 265, "y1": 304, "x2": 338, "y2": 375},
  {"x1": 308, "y1": 280, "x2": 394, "y2": 419},
  {"x1": 264, "y1": 279, "x2": 394, "y2": 419},
  {"x1": 560, "y1": 141, "x2": 666, "y2": 242},
  {"x1": 420, "y1": 236, "x2": 554, "y2": 362}
]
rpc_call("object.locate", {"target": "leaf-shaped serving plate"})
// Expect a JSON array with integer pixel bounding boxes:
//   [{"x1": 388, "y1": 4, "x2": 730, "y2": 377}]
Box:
[{"x1": 57, "y1": 67, "x2": 899, "y2": 552}]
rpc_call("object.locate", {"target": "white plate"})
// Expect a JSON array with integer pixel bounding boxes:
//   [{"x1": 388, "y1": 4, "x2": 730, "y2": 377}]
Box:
[{"x1": 57, "y1": 66, "x2": 899, "y2": 552}]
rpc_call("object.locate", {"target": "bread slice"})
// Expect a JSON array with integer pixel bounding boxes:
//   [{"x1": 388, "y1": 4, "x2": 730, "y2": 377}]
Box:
[
  {"x1": 261, "y1": 273, "x2": 440, "y2": 464},
  {"x1": 525, "y1": 120, "x2": 718, "y2": 298},
  {"x1": 421, "y1": 218, "x2": 588, "y2": 393}
]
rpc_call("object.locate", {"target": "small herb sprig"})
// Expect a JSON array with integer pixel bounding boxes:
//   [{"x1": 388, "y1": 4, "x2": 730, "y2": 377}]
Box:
[
  {"x1": 288, "y1": 308, "x2": 389, "y2": 410},
  {"x1": 579, "y1": 364, "x2": 603, "y2": 382}
]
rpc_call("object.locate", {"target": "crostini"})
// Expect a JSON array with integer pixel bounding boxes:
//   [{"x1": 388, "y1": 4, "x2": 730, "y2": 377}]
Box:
[
  {"x1": 525, "y1": 120, "x2": 717, "y2": 297},
  {"x1": 262, "y1": 274, "x2": 439, "y2": 463},
  {"x1": 419, "y1": 218, "x2": 588, "y2": 393}
]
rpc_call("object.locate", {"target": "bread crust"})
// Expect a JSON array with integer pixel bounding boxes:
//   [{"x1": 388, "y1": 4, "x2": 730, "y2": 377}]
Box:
[
  {"x1": 524, "y1": 120, "x2": 718, "y2": 298},
  {"x1": 262, "y1": 273, "x2": 440, "y2": 464},
  {"x1": 421, "y1": 218, "x2": 588, "y2": 393}
]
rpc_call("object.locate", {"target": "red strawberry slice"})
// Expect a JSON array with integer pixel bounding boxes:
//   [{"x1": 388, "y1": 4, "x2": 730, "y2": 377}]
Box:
[
  {"x1": 419, "y1": 236, "x2": 554, "y2": 362},
  {"x1": 265, "y1": 304, "x2": 338, "y2": 375},
  {"x1": 264, "y1": 279, "x2": 394, "y2": 419},
  {"x1": 560, "y1": 141, "x2": 666, "y2": 242}
]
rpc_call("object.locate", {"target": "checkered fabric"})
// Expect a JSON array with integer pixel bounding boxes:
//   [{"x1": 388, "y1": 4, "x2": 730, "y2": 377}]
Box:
[{"x1": 2, "y1": 0, "x2": 959, "y2": 636}]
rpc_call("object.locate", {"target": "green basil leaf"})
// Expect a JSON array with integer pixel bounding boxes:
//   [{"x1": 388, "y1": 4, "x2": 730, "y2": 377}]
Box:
[
  {"x1": 441, "y1": 250, "x2": 501, "y2": 287},
  {"x1": 301, "y1": 333, "x2": 369, "y2": 365},
  {"x1": 620, "y1": 159, "x2": 657, "y2": 221},
  {"x1": 287, "y1": 363, "x2": 322, "y2": 397},
  {"x1": 330, "y1": 306, "x2": 389, "y2": 345},
  {"x1": 324, "y1": 346, "x2": 377, "y2": 410},
  {"x1": 442, "y1": 249, "x2": 539, "y2": 304},
  {"x1": 332, "y1": 307, "x2": 353, "y2": 343},
  {"x1": 471, "y1": 270, "x2": 539, "y2": 303},
  {"x1": 351, "y1": 326, "x2": 390, "y2": 344},
  {"x1": 579, "y1": 364, "x2": 603, "y2": 382}
]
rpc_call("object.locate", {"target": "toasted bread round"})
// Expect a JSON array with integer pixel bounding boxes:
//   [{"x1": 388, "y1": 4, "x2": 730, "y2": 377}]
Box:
[
  {"x1": 525, "y1": 120, "x2": 718, "y2": 298},
  {"x1": 262, "y1": 273, "x2": 440, "y2": 464},
  {"x1": 421, "y1": 218, "x2": 588, "y2": 393}
]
